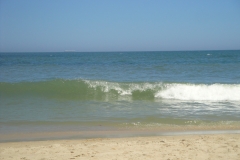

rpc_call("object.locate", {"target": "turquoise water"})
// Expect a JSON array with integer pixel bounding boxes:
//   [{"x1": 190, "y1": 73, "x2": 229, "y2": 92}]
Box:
[{"x1": 0, "y1": 51, "x2": 240, "y2": 140}]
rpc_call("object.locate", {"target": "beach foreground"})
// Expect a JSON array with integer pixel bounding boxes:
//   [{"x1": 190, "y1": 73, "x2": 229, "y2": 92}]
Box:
[{"x1": 0, "y1": 134, "x2": 239, "y2": 160}]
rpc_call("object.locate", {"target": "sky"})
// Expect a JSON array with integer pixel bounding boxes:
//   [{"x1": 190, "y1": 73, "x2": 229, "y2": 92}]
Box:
[{"x1": 0, "y1": 0, "x2": 240, "y2": 52}]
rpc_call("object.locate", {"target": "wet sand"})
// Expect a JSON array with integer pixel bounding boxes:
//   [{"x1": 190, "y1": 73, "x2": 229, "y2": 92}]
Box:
[{"x1": 1, "y1": 134, "x2": 240, "y2": 160}]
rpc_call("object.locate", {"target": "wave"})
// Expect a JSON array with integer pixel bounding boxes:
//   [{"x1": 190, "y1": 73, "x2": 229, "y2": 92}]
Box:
[{"x1": 1, "y1": 79, "x2": 240, "y2": 101}]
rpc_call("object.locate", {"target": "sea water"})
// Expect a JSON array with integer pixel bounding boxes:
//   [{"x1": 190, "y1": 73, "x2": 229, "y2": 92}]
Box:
[{"x1": 0, "y1": 51, "x2": 240, "y2": 141}]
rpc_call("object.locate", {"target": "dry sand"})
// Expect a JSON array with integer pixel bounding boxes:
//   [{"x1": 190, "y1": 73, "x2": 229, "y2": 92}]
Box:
[{"x1": 0, "y1": 134, "x2": 240, "y2": 160}]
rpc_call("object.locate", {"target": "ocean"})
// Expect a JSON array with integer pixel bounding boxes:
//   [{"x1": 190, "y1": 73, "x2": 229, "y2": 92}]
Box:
[{"x1": 0, "y1": 50, "x2": 240, "y2": 141}]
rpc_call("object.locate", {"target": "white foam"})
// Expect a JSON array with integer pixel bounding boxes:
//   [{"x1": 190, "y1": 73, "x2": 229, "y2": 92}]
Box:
[
  {"x1": 84, "y1": 80, "x2": 162, "y2": 96},
  {"x1": 156, "y1": 83, "x2": 240, "y2": 101},
  {"x1": 84, "y1": 80, "x2": 130, "y2": 95}
]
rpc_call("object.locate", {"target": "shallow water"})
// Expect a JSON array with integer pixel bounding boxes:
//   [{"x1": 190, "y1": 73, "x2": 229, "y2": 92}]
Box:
[{"x1": 0, "y1": 50, "x2": 240, "y2": 141}]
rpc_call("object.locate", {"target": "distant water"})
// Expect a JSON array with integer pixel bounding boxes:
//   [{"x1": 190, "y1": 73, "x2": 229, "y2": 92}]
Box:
[{"x1": 0, "y1": 51, "x2": 240, "y2": 141}]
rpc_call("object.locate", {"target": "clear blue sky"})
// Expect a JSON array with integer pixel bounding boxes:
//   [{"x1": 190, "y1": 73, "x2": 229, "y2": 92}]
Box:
[{"x1": 0, "y1": 0, "x2": 240, "y2": 52}]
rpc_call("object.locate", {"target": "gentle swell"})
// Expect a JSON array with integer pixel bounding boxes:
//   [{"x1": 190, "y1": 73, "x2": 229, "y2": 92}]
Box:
[{"x1": 1, "y1": 79, "x2": 240, "y2": 101}]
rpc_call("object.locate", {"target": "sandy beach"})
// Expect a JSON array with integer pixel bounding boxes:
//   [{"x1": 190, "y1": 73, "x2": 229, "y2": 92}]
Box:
[{"x1": 1, "y1": 134, "x2": 239, "y2": 160}]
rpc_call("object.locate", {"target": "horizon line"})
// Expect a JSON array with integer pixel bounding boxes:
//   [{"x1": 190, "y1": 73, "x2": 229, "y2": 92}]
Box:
[{"x1": 1, "y1": 49, "x2": 240, "y2": 53}]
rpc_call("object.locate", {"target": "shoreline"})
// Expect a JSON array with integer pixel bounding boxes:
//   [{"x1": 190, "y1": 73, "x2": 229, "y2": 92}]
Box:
[
  {"x1": 1, "y1": 133, "x2": 240, "y2": 160},
  {"x1": 1, "y1": 128, "x2": 240, "y2": 143}
]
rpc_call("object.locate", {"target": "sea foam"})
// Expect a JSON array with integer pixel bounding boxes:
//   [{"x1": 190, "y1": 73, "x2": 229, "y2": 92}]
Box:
[{"x1": 156, "y1": 83, "x2": 240, "y2": 101}]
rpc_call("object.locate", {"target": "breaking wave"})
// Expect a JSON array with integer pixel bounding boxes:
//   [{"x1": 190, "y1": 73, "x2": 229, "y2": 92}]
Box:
[{"x1": 1, "y1": 79, "x2": 240, "y2": 101}]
